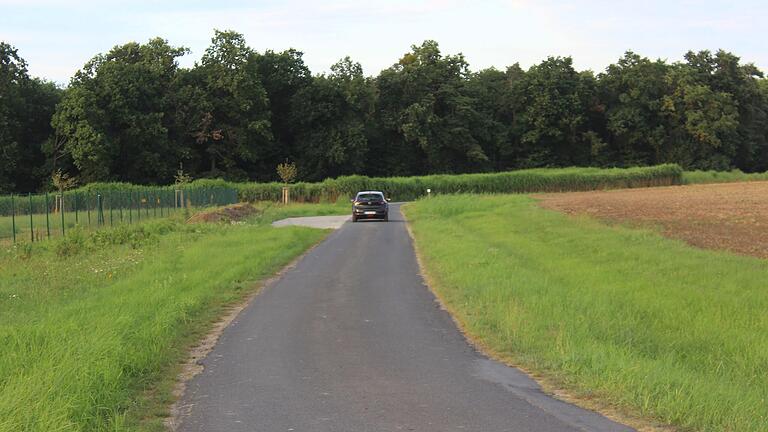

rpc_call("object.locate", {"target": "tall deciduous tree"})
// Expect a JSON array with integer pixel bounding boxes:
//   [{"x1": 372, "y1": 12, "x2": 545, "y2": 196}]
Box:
[
  {"x1": 514, "y1": 56, "x2": 602, "y2": 167},
  {"x1": 373, "y1": 40, "x2": 489, "y2": 175},
  {"x1": 464, "y1": 67, "x2": 514, "y2": 171},
  {"x1": 253, "y1": 49, "x2": 312, "y2": 166},
  {"x1": 598, "y1": 52, "x2": 671, "y2": 166},
  {"x1": 291, "y1": 57, "x2": 374, "y2": 180},
  {"x1": 52, "y1": 38, "x2": 187, "y2": 183},
  {"x1": 660, "y1": 56, "x2": 740, "y2": 170},
  {"x1": 0, "y1": 42, "x2": 61, "y2": 192},
  {"x1": 188, "y1": 30, "x2": 273, "y2": 180}
]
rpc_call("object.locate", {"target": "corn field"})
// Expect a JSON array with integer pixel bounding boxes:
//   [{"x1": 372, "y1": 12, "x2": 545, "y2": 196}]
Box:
[{"x1": 236, "y1": 164, "x2": 684, "y2": 202}]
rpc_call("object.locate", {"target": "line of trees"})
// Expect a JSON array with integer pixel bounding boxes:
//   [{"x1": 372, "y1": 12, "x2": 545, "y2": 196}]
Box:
[{"x1": 1, "y1": 31, "x2": 767, "y2": 193}]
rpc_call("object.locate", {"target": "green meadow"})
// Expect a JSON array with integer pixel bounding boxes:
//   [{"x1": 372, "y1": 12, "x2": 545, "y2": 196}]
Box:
[
  {"x1": 404, "y1": 195, "x2": 768, "y2": 431},
  {"x1": 0, "y1": 204, "x2": 335, "y2": 431}
]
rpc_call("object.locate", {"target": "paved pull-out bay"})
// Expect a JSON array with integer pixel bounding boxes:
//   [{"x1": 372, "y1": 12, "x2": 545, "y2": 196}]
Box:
[{"x1": 176, "y1": 204, "x2": 632, "y2": 432}]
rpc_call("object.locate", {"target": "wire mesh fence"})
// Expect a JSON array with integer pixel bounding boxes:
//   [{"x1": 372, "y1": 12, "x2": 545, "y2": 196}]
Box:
[{"x1": 0, "y1": 186, "x2": 239, "y2": 243}]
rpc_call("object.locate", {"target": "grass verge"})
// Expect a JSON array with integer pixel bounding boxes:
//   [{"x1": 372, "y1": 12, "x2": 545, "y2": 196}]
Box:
[
  {"x1": 403, "y1": 195, "x2": 768, "y2": 431},
  {"x1": 0, "y1": 204, "x2": 331, "y2": 431}
]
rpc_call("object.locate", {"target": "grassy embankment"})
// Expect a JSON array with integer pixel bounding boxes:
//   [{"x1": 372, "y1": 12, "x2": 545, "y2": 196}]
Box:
[
  {"x1": 404, "y1": 195, "x2": 768, "y2": 431},
  {"x1": 0, "y1": 202, "x2": 344, "y2": 432}
]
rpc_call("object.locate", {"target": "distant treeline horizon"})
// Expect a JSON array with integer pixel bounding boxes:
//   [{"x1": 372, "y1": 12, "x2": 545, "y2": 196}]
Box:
[{"x1": 1, "y1": 30, "x2": 766, "y2": 193}]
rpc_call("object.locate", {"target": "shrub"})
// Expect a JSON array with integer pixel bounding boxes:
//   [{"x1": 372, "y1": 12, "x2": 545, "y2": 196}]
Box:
[{"x1": 55, "y1": 225, "x2": 88, "y2": 257}]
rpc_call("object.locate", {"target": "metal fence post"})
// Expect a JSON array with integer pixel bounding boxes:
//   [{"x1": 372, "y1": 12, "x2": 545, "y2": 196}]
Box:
[
  {"x1": 96, "y1": 194, "x2": 102, "y2": 226},
  {"x1": 28, "y1": 193, "x2": 33, "y2": 242},
  {"x1": 10, "y1": 194, "x2": 16, "y2": 244},
  {"x1": 74, "y1": 193, "x2": 79, "y2": 224},
  {"x1": 45, "y1": 193, "x2": 51, "y2": 239},
  {"x1": 60, "y1": 193, "x2": 65, "y2": 236}
]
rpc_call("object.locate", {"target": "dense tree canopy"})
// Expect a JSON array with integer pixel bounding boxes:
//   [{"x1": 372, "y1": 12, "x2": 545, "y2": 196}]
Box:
[
  {"x1": 52, "y1": 38, "x2": 187, "y2": 184},
  {"x1": 1, "y1": 33, "x2": 767, "y2": 192},
  {"x1": 0, "y1": 42, "x2": 61, "y2": 192}
]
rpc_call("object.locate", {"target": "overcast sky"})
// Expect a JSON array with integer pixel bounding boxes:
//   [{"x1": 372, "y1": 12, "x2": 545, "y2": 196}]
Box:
[{"x1": 1, "y1": 0, "x2": 765, "y2": 85}]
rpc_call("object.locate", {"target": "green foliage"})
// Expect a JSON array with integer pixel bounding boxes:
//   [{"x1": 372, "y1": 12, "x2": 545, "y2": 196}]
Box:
[
  {"x1": 51, "y1": 38, "x2": 188, "y2": 184},
  {"x1": 180, "y1": 30, "x2": 273, "y2": 179},
  {"x1": 174, "y1": 166, "x2": 192, "y2": 186},
  {"x1": 54, "y1": 225, "x2": 87, "y2": 256},
  {"x1": 405, "y1": 195, "x2": 768, "y2": 431},
  {"x1": 34, "y1": 165, "x2": 672, "y2": 205},
  {"x1": 0, "y1": 42, "x2": 62, "y2": 193},
  {"x1": 276, "y1": 160, "x2": 297, "y2": 184},
  {"x1": 253, "y1": 48, "x2": 312, "y2": 179},
  {"x1": 3, "y1": 37, "x2": 768, "y2": 192},
  {"x1": 8, "y1": 242, "x2": 33, "y2": 260},
  {"x1": 290, "y1": 57, "x2": 374, "y2": 180},
  {"x1": 236, "y1": 164, "x2": 683, "y2": 202},
  {"x1": 597, "y1": 52, "x2": 671, "y2": 165},
  {"x1": 373, "y1": 40, "x2": 488, "y2": 174},
  {"x1": 683, "y1": 169, "x2": 768, "y2": 184},
  {"x1": 515, "y1": 57, "x2": 601, "y2": 166}
]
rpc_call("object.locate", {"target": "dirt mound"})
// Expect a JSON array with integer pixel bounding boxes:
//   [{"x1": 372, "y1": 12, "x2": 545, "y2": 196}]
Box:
[
  {"x1": 187, "y1": 203, "x2": 260, "y2": 224},
  {"x1": 536, "y1": 181, "x2": 768, "y2": 259}
]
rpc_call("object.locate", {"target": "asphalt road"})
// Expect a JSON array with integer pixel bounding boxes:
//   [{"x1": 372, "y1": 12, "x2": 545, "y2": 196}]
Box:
[{"x1": 176, "y1": 204, "x2": 633, "y2": 432}]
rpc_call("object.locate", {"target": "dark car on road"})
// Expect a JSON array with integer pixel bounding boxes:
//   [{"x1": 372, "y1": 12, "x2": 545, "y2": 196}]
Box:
[{"x1": 352, "y1": 191, "x2": 389, "y2": 222}]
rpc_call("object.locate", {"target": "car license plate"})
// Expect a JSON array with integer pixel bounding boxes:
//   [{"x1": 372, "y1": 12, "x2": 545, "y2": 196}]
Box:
[{"x1": 364, "y1": 211, "x2": 376, "y2": 215}]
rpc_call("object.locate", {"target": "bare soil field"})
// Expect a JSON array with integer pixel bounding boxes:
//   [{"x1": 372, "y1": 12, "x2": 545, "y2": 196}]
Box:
[{"x1": 536, "y1": 181, "x2": 768, "y2": 259}]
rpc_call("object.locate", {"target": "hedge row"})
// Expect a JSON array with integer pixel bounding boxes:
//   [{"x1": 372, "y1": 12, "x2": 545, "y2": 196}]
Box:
[
  {"x1": 0, "y1": 165, "x2": 683, "y2": 214},
  {"x1": 235, "y1": 164, "x2": 684, "y2": 202}
]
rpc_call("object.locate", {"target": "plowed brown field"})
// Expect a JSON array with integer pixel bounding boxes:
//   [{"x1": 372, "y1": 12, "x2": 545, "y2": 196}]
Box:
[{"x1": 536, "y1": 181, "x2": 768, "y2": 259}]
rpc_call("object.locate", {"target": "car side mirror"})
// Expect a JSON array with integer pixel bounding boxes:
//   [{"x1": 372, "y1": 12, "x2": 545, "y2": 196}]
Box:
[
  {"x1": 386, "y1": 198, "x2": 391, "y2": 202},
  {"x1": 350, "y1": 198, "x2": 355, "y2": 203}
]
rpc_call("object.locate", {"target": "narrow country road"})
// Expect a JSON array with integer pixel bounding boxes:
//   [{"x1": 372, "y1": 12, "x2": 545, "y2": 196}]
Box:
[{"x1": 176, "y1": 204, "x2": 633, "y2": 432}]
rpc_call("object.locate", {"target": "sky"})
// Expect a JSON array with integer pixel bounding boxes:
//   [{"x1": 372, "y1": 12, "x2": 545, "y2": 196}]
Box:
[{"x1": 1, "y1": 0, "x2": 766, "y2": 86}]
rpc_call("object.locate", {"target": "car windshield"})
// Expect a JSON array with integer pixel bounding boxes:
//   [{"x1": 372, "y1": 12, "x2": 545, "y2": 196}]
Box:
[{"x1": 357, "y1": 193, "x2": 383, "y2": 201}]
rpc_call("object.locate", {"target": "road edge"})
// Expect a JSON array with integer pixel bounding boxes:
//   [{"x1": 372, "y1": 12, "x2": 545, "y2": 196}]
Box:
[{"x1": 399, "y1": 203, "x2": 674, "y2": 432}]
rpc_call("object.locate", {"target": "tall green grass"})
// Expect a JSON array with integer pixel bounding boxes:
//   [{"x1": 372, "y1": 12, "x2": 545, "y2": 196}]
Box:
[
  {"x1": 237, "y1": 164, "x2": 683, "y2": 202},
  {"x1": 2, "y1": 165, "x2": 682, "y2": 212},
  {"x1": 683, "y1": 169, "x2": 768, "y2": 184},
  {"x1": 0, "y1": 206, "x2": 330, "y2": 431},
  {"x1": 404, "y1": 195, "x2": 768, "y2": 431}
]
